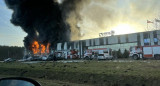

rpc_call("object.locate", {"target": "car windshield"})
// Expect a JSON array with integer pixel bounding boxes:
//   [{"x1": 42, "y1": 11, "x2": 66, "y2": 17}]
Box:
[
  {"x1": 98, "y1": 54, "x2": 104, "y2": 56},
  {"x1": 1, "y1": 0, "x2": 160, "y2": 86}
]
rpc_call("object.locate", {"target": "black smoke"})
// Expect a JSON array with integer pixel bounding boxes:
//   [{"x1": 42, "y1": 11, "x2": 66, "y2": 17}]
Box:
[{"x1": 4, "y1": 0, "x2": 81, "y2": 50}]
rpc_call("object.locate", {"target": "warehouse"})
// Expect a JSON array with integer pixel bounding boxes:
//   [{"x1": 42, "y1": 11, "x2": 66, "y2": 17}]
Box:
[{"x1": 56, "y1": 30, "x2": 160, "y2": 58}]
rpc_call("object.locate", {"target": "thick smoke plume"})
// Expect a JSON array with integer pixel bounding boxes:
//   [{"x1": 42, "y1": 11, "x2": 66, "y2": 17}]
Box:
[{"x1": 4, "y1": 0, "x2": 82, "y2": 50}]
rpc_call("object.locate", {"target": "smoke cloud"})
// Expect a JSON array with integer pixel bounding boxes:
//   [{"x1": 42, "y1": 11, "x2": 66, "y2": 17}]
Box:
[
  {"x1": 4, "y1": 0, "x2": 78, "y2": 49},
  {"x1": 64, "y1": 0, "x2": 160, "y2": 39}
]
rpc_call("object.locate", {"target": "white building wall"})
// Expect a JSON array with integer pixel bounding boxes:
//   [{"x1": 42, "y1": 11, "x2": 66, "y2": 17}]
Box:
[
  {"x1": 120, "y1": 35, "x2": 126, "y2": 43},
  {"x1": 150, "y1": 31, "x2": 154, "y2": 45},
  {"x1": 77, "y1": 41, "x2": 80, "y2": 55},
  {"x1": 57, "y1": 43, "x2": 62, "y2": 51},
  {"x1": 140, "y1": 33, "x2": 144, "y2": 46},
  {"x1": 157, "y1": 30, "x2": 160, "y2": 45},
  {"x1": 108, "y1": 36, "x2": 118, "y2": 44},
  {"x1": 74, "y1": 42, "x2": 77, "y2": 49},
  {"x1": 88, "y1": 43, "x2": 137, "y2": 51},
  {"x1": 91, "y1": 39, "x2": 94, "y2": 46},
  {"x1": 128, "y1": 33, "x2": 137, "y2": 42},
  {"x1": 64, "y1": 42, "x2": 67, "y2": 50},
  {"x1": 95, "y1": 38, "x2": 100, "y2": 45},
  {"x1": 103, "y1": 37, "x2": 107, "y2": 45}
]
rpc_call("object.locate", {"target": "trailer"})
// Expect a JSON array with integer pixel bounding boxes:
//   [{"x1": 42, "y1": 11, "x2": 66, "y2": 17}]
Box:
[{"x1": 129, "y1": 45, "x2": 160, "y2": 60}]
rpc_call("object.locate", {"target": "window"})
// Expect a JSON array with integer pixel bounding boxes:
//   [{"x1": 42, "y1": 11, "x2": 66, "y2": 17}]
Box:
[
  {"x1": 126, "y1": 34, "x2": 128, "y2": 42},
  {"x1": 118, "y1": 36, "x2": 120, "y2": 43},
  {"x1": 143, "y1": 32, "x2": 149, "y2": 39},
  {"x1": 93, "y1": 39, "x2": 95, "y2": 46},
  {"x1": 82, "y1": 40, "x2": 85, "y2": 46},
  {"x1": 104, "y1": 51, "x2": 108, "y2": 53},
  {"x1": 137, "y1": 33, "x2": 140, "y2": 46},
  {"x1": 154, "y1": 38, "x2": 158, "y2": 45},
  {"x1": 61, "y1": 42, "x2": 64, "y2": 50},
  {"x1": 99, "y1": 38, "x2": 104, "y2": 45},
  {"x1": 106, "y1": 37, "x2": 108, "y2": 44},
  {"x1": 89, "y1": 39, "x2": 92, "y2": 46},
  {"x1": 76, "y1": 42, "x2": 78, "y2": 48},
  {"x1": 144, "y1": 39, "x2": 150, "y2": 46},
  {"x1": 153, "y1": 31, "x2": 158, "y2": 45},
  {"x1": 98, "y1": 54, "x2": 104, "y2": 56},
  {"x1": 143, "y1": 32, "x2": 150, "y2": 46}
]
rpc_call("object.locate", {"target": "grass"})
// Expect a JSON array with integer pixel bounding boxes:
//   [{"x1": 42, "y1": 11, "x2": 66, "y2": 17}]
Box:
[{"x1": 0, "y1": 60, "x2": 160, "y2": 86}]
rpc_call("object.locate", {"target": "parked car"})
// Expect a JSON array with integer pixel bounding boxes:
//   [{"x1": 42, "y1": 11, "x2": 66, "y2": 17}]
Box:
[
  {"x1": 47, "y1": 54, "x2": 54, "y2": 61},
  {"x1": 26, "y1": 57, "x2": 33, "y2": 61},
  {"x1": 42, "y1": 56, "x2": 47, "y2": 61},
  {"x1": 18, "y1": 59, "x2": 27, "y2": 62},
  {"x1": 4, "y1": 58, "x2": 15, "y2": 62}
]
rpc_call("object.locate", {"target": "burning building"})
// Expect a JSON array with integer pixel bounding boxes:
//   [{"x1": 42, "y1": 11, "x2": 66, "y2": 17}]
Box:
[{"x1": 4, "y1": 0, "x2": 82, "y2": 56}]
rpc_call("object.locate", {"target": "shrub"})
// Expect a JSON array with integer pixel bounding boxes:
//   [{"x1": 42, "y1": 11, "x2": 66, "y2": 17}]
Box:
[
  {"x1": 117, "y1": 49, "x2": 123, "y2": 58},
  {"x1": 123, "y1": 49, "x2": 129, "y2": 58}
]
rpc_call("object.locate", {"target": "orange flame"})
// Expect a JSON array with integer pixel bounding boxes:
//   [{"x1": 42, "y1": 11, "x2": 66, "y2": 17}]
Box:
[
  {"x1": 31, "y1": 41, "x2": 50, "y2": 55},
  {"x1": 32, "y1": 41, "x2": 40, "y2": 54},
  {"x1": 46, "y1": 43, "x2": 50, "y2": 53},
  {"x1": 40, "y1": 44, "x2": 45, "y2": 54}
]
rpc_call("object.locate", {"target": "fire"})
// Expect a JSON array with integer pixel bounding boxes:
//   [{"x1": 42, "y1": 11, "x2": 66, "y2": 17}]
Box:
[
  {"x1": 46, "y1": 43, "x2": 50, "y2": 53},
  {"x1": 31, "y1": 41, "x2": 50, "y2": 55},
  {"x1": 32, "y1": 41, "x2": 40, "y2": 54},
  {"x1": 40, "y1": 44, "x2": 45, "y2": 54}
]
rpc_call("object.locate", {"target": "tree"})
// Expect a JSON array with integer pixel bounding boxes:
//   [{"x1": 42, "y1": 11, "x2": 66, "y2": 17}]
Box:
[
  {"x1": 0, "y1": 46, "x2": 24, "y2": 60},
  {"x1": 123, "y1": 49, "x2": 129, "y2": 58},
  {"x1": 117, "y1": 49, "x2": 122, "y2": 58}
]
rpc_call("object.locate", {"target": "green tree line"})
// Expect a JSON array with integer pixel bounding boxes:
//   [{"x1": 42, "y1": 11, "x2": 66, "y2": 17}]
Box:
[{"x1": 0, "y1": 46, "x2": 24, "y2": 60}]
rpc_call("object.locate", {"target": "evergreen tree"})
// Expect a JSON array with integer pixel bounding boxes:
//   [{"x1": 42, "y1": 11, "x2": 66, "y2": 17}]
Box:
[
  {"x1": 123, "y1": 49, "x2": 129, "y2": 58},
  {"x1": 0, "y1": 46, "x2": 24, "y2": 60},
  {"x1": 117, "y1": 49, "x2": 122, "y2": 58}
]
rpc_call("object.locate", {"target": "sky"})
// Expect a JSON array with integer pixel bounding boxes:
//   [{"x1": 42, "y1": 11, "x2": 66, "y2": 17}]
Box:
[
  {"x1": 0, "y1": 0, "x2": 160, "y2": 46},
  {"x1": 74, "y1": 0, "x2": 160, "y2": 40},
  {"x1": 0, "y1": 0, "x2": 27, "y2": 47}
]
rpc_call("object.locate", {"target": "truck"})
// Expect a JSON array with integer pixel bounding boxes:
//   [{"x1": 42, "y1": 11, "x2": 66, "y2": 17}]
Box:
[
  {"x1": 84, "y1": 48, "x2": 113, "y2": 60},
  {"x1": 68, "y1": 49, "x2": 79, "y2": 59},
  {"x1": 129, "y1": 45, "x2": 160, "y2": 60},
  {"x1": 54, "y1": 51, "x2": 69, "y2": 60}
]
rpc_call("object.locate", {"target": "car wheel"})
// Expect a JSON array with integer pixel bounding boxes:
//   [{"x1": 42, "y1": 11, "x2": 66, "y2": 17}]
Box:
[
  {"x1": 154, "y1": 55, "x2": 160, "y2": 60},
  {"x1": 85, "y1": 56, "x2": 89, "y2": 60},
  {"x1": 133, "y1": 55, "x2": 139, "y2": 60}
]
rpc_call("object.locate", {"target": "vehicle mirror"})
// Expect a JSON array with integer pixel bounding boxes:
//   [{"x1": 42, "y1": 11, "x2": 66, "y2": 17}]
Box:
[{"x1": 0, "y1": 77, "x2": 41, "y2": 86}]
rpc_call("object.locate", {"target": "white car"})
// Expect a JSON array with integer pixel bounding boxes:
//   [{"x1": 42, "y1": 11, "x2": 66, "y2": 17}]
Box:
[
  {"x1": 42, "y1": 56, "x2": 47, "y2": 61},
  {"x1": 97, "y1": 54, "x2": 106, "y2": 60},
  {"x1": 4, "y1": 58, "x2": 15, "y2": 62}
]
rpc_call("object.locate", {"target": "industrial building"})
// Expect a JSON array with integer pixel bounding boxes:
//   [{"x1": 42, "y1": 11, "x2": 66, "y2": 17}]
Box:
[{"x1": 56, "y1": 30, "x2": 160, "y2": 58}]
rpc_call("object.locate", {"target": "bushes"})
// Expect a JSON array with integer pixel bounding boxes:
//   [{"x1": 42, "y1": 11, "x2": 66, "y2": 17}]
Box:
[
  {"x1": 117, "y1": 49, "x2": 123, "y2": 58},
  {"x1": 123, "y1": 49, "x2": 129, "y2": 58},
  {"x1": 112, "y1": 49, "x2": 129, "y2": 58}
]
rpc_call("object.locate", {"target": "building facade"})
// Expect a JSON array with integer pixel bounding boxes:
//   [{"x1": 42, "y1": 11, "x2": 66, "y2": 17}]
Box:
[{"x1": 56, "y1": 30, "x2": 160, "y2": 57}]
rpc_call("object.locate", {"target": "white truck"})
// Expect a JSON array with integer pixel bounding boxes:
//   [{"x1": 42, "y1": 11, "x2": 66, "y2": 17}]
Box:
[
  {"x1": 84, "y1": 48, "x2": 113, "y2": 60},
  {"x1": 129, "y1": 45, "x2": 160, "y2": 60}
]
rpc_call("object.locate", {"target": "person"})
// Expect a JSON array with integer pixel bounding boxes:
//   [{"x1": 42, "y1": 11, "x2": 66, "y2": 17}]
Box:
[{"x1": 53, "y1": 53, "x2": 57, "y2": 61}]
